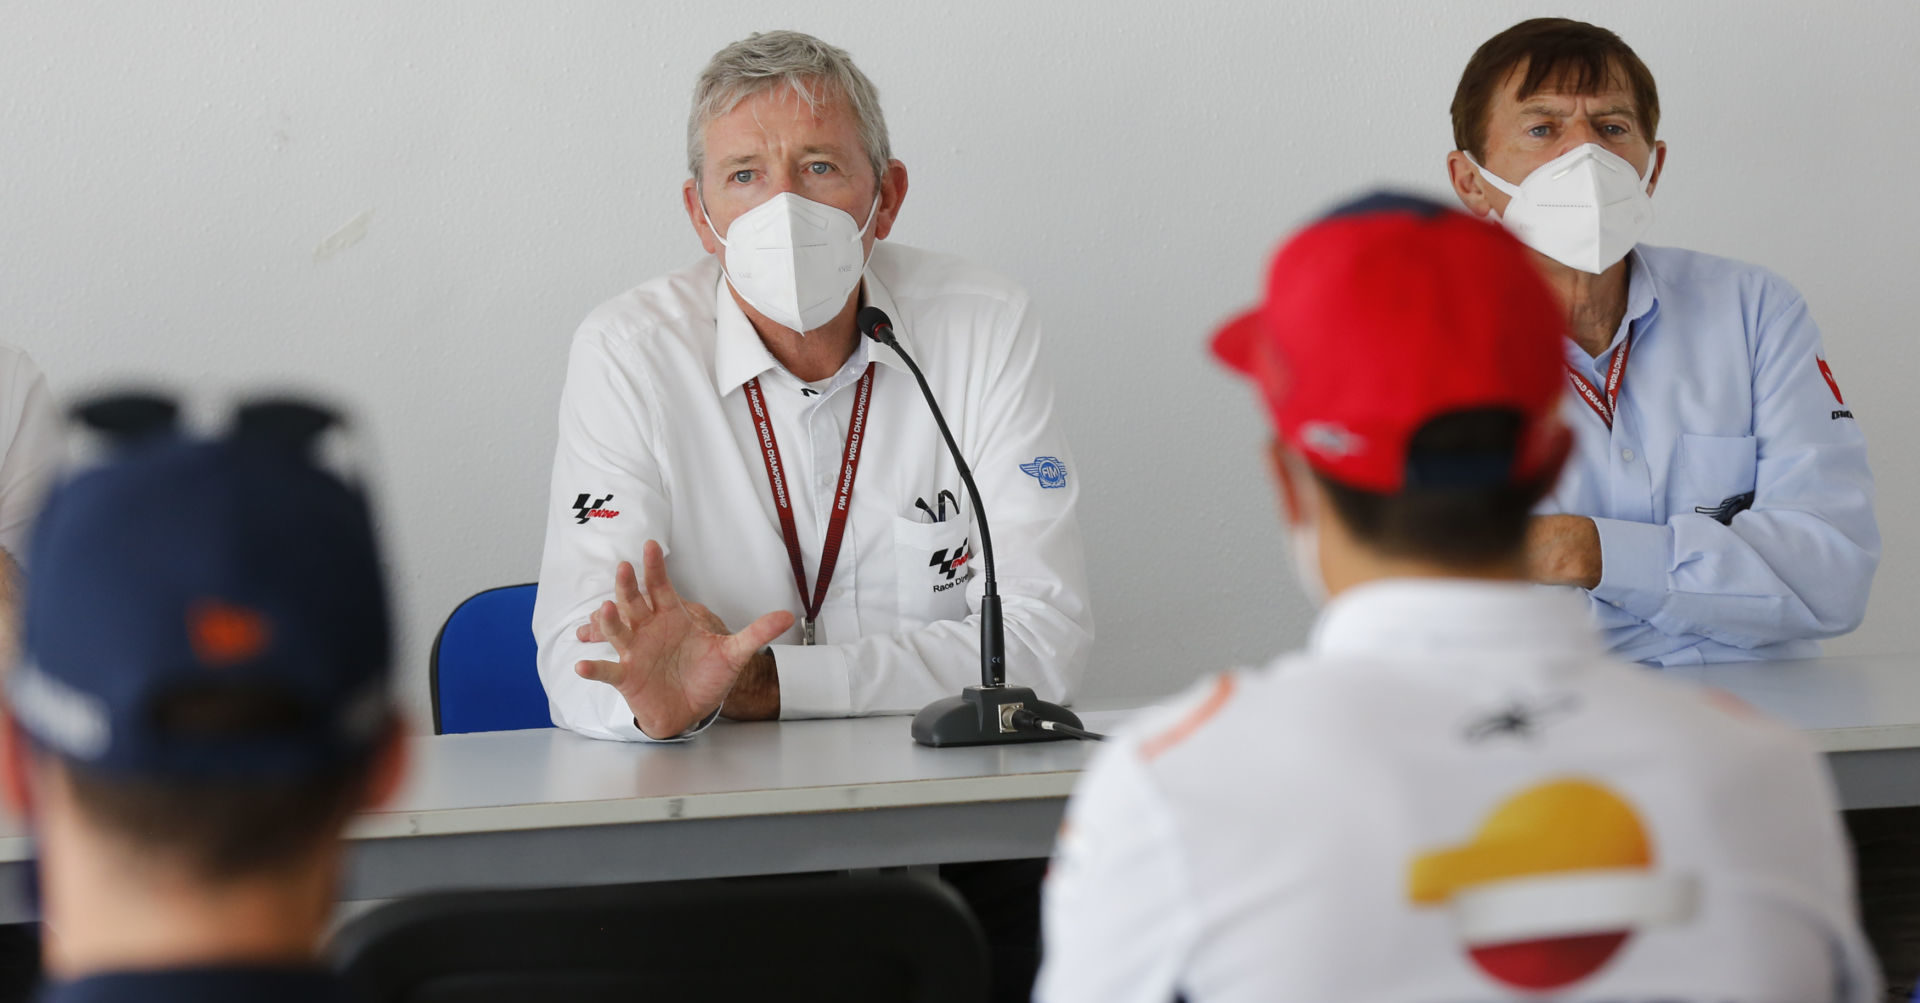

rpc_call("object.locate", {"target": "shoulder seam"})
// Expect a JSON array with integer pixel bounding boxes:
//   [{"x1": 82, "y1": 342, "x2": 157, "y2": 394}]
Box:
[{"x1": 1140, "y1": 673, "x2": 1237, "y2": 762}]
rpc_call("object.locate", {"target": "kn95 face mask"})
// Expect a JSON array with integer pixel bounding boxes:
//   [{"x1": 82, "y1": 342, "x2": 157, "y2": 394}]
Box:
[
  {"x1": 1470, "y1": 144, "x2": 1655, "y2": 274},
  {"x1": 702, "y1": 191, "x2": 880, "y2": 334}
]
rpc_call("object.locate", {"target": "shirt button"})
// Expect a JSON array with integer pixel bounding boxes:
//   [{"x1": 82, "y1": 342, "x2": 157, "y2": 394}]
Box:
[{"x1": 1621, "y1": 448, "x2": 1636, "y2": 463}]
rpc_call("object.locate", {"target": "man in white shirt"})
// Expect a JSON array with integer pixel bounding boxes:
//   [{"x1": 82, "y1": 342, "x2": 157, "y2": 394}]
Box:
[
  {"x1": 1037, "y1": 193, "x2": 1876, "y2": 1003},
  {"x1": 532, "y1": 31, "x2": 1091, "y2": 743},
  {"x1": 1443, "y1": 18, "x2": 1878, "y2": 665},
  {"x1": 530, "y1": 30, "x2": 1092, "y2": 1002}
]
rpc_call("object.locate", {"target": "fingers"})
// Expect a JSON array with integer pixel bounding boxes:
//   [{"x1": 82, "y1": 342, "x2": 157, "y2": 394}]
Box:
[
  {"x1": 576, "y1": 619, "x2": 606, "y2": 644},
  {"x1": 613, "y1": 560, "x2": 651, "y2": 615},
  {"x1": 641, "y1": 540, "x2": 678, "y2": 608},
  {"x1": 722, "y1": 610, "x2": 797, "y2": 665},
  {"x1": 591, "y1": 600, "x2": 633, "y2": 651},
  {"x1": 575, "y1": 658, "x2": 621, "y2": 683}
]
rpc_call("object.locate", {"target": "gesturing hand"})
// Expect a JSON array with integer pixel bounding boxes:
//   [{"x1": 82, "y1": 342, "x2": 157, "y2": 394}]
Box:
[{"x1": 574, "y1": 540, "x2": 794, "y2": 739}]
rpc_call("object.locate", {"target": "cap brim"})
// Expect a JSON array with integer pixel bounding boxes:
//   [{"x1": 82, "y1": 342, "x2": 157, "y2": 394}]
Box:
[{"x1": 1210, "y1": 307, "x2": 1265, "y2": 376}]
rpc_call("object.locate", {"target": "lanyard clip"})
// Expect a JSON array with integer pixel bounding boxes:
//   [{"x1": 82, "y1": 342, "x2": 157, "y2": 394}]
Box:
[{"x1": 802, "y1": 619, "x2": 817, "y2": 646}]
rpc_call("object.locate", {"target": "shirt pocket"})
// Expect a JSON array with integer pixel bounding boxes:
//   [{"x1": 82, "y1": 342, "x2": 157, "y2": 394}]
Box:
[
  {"x1": 891, "y1": 515, "x2": 974, "y2": 628},
  {"x1": 1668, "y1": 434, "x2": 1759, "y2": 524}
]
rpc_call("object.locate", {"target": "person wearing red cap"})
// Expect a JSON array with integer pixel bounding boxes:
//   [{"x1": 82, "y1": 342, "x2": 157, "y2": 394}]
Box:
[
  {"x1": 1444, "y1": 18, "x2": 1877, "y2": 666},
  {"x1": 1035, "y1": 193, "x2": 1875, "y2": 1003}
]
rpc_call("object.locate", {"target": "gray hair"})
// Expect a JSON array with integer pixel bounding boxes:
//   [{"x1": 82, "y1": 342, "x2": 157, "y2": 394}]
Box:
[{"x1": 687, "y1": 31, "x2": 892, "y2": 188}]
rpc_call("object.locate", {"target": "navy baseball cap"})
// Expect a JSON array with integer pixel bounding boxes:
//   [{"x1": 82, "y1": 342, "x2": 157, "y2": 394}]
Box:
[{"x1": 8, "y1": 398, "x2": 394, "y2": 780}]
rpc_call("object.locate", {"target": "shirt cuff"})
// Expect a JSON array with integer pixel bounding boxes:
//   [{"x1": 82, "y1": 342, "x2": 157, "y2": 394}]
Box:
[
  {"x1": 771, "y1": 643, "x2": 852, "y2": 719},
  {"x1": 1590, "y1": 516, "x2": 1674, "y2": 621},
  {"x1": 629, "y1": 705, "x2": 722, "y2": 743}
]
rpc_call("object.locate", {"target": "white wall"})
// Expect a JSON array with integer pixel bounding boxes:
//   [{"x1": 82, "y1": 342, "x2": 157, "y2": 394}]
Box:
[{"x1": 4, "y1": 1, "x2": 1917, "y2": 728}]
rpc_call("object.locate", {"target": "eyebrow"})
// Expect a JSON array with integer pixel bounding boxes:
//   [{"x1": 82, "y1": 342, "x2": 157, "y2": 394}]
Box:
[{"x1": 1519, "y1": 100, "x2": 1638, "y2": 120}]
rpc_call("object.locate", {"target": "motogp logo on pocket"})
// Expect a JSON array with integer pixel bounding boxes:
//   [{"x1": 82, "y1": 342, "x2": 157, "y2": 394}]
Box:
[
  {"x1": 1020, "y1": 456, "x2": 1068, "y2": 489},
  {"x1": 930, "y1": 539, "x2": 972, "y2": 582}
]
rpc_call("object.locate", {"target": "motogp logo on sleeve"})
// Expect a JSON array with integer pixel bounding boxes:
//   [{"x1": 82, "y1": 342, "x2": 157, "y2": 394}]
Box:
[
  {"x1": 1020, "y1": 456, "x2": 1068, "y2": 489},
  {"x1": 571, "y1": 493, "x2": 619, "y2": 524}
]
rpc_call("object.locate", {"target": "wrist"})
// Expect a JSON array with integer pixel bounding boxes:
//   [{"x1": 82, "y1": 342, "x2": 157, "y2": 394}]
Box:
[
  {"x1": 721, "y1": 648, "x2": 781, "y2": 721},
  {"x1": 1567, "y1": 517, "x2": 1602, "y2": 589}
]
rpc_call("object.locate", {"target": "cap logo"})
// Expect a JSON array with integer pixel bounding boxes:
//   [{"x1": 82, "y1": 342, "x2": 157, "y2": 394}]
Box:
[
  {"x1": 1300, "y1": 422, "x2": 1363, "y2": 458},
  {"x1": 188, "y1": 600, "x2": 273, "y2": 668}
]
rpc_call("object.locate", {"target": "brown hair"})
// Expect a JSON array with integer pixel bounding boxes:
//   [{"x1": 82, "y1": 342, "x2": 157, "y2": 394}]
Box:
[
  {"x1": 1450, "y1": 18, "x2": 1660, "y2": 160},
  {"x1": 1315, "y1": 410, "x2": 1555, "y2": 566},
  {"x1": 55, "y1": 686, "x2": 381, "y2": 884},
  {"x1": 62, "y1": 762, "x2": 369, "y2": 883}
]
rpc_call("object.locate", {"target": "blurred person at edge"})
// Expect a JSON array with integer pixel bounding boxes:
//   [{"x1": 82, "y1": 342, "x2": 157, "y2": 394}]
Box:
[{"x1": 0, "y1": 400, "x2": 405, "y2": 1003}]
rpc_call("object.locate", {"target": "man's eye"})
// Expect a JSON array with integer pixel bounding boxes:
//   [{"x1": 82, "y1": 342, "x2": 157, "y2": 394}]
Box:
[
  {"x1": 806, "y1": 162, "x2": 833, "y2": 175},
  {"x1": 1602, "y1": 123, "x2": 1628, "y2": 136},
  {"x1": 731, "y1": 170, "x2": 755, "y2": 184},
  {"x1": 1527, "y1": 124, "x2": 1552, "y2": 138}
]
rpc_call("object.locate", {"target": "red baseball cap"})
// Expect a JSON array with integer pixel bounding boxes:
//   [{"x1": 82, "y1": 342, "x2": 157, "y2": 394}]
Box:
[{"x1": 1213, "y1": 192, "x2": 1570, "y2": 493}]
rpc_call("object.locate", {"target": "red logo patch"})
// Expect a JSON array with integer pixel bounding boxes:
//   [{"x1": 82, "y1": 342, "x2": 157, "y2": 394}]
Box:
[
  {"x1": 188, "y1": 600, "x2": 272, "y2": 668},
  {"x1": 1818, "y1": 358, "x2": 1845, "y2": 405}
]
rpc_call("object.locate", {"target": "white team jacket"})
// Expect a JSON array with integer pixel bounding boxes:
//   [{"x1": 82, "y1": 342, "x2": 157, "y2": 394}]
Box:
[
  {"x1": 1039, "y1": 580, "x2": 1876, "y2": 1003},
  {"x1": 532, "y1": 243, "x2": 1093, "y2": 741}
]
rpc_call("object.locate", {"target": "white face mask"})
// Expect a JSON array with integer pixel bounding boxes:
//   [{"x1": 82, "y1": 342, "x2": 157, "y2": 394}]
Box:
[
  {"x1": 702, "y1": 191, "x2": 880, "y2": 334},
  {"x1": 1470, "y1": 143, "x2": 1655, "y2": 274}
]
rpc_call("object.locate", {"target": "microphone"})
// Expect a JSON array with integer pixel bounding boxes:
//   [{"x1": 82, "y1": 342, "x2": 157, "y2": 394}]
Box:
[{"x1": 858, "y1": 306, "x2": 1090, "y2": 747}]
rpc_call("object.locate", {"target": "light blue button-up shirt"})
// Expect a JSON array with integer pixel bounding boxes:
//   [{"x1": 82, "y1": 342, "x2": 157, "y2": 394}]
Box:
[{"x1": 1543, "y1": 244, "x2": 1879, "y2": 665}]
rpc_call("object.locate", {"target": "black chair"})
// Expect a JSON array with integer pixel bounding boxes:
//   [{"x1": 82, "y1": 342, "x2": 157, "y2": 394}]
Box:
[{"x1": 330, "y1": 874, "x2": 989, "y2": 1003}]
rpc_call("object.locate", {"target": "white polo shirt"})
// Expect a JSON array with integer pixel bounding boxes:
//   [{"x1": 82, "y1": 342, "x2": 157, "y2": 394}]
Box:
[
  {"x1": 532, "y1": 242, "x2": 1093, "y2": 741},
  {"x1": 1039, "y1": 580, "x2": 1875, "y2": 1003},
  {"x1": 0, "y1": 345, "x2": 60, "y2": 565}
]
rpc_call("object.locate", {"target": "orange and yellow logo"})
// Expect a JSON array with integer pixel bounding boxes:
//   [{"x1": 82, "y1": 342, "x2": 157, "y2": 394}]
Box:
[{"x1": 1409, "y1": 778, "x2": 1695, "y2": 992}]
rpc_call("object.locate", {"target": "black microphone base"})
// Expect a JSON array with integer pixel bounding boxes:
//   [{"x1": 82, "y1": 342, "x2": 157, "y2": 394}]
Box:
[{"x1": 911, "y1": 685, "x2": 1084, "y2": 747}]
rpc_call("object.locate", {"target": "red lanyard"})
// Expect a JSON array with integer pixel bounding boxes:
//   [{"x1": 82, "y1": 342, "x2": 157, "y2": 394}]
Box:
[
  {"x1": 741, "y1": 364, "x2": 876, "y2": 645},
  {"x1": 1566, "y1": 333, "x2": 1632, "y2": 430}
]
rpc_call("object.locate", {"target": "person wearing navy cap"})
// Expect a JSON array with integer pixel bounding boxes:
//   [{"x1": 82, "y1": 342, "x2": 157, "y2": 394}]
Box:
[
  {"x1": 0, "y1": 398, "x2": 405, "y2": 1003},
  {"x1": 1036, "y1": 195, "x2": 1875, "y2": 1003}
]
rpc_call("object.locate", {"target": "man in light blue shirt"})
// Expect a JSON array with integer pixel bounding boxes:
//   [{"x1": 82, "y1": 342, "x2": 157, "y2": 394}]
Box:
[{"x1": 1443, "y1": 17, "x2": 1878, "y2": 665}]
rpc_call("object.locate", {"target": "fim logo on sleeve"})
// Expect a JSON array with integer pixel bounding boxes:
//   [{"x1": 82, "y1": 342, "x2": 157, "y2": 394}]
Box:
[
  {"x1": 1408, "y1": 779, "x2": 1696, "y2": 993},
  {"x1": 571, "y1": 493, "x2": 620, "y2": 525},
  {"x1": 929, "y1": 539, "x2": 972, "y2": 592},
  {"x1": 1020, "y1": 456, "x2": 1068, "y2": 489}
]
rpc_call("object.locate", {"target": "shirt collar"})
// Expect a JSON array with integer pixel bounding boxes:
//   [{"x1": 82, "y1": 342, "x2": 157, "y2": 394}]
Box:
[
  {"x1": 1565, "y1": 247, "x2": 1662, "y2": 369},
  {"x1": 1309, "y1": 579, "x2": 1603, "y2": 666},
  {"x1": 710, "y1": 257, "x2": 916, "y2": 396}
]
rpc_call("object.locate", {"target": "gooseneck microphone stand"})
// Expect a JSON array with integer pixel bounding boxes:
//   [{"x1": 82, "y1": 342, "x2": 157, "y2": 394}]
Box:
[{"x1": 858, "y1": 306, "x2": 1090, "y2": 747}]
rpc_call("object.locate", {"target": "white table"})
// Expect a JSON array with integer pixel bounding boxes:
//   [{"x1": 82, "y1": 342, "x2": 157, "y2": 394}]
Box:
[
  {"x1": 0, "y1": 654, "x2": 1912, "y2": 923},
  {"x1": 1667, "y1": 654, "x2": 1920, "y2": 810}
]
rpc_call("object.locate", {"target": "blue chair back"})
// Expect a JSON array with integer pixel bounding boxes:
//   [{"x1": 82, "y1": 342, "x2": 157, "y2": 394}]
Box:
[{"x1": 430, "y1": 584, "x2": 552, "y2": 734}]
